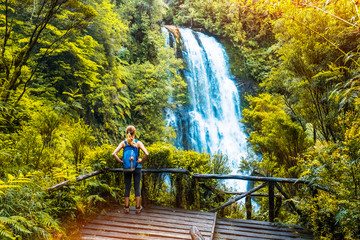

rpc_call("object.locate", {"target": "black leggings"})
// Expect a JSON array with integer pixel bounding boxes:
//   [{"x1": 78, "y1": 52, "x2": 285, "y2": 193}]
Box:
[{"x1": 124, "y1": 168, "x2": 141, "y2": 197}]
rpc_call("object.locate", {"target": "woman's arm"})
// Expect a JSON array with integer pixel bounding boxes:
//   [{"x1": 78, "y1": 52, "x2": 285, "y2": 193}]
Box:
[
  {"x1": 112, "y1": 141, "x2": 125, "y2": 163},
  {"x1": 137, "y1": 141, "x2": 149, "y2": 163}
]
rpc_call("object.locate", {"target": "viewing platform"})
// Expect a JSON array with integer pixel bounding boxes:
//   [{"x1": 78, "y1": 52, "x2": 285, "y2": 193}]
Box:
[
  {"x1": 80, "y1": 205, "x2": 313, "y2": 240},
  {"x1": 46, "y1": 168, "x2": 325, "y2": 239}
]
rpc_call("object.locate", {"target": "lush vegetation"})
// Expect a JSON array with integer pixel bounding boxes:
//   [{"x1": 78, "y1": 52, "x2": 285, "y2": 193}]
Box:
[
  {"x1": 1, "y1": 0, "x2": 360, "y2": 239},
  {"x1": 168, "y1": 0, "x2": 360, "y2": 239}
]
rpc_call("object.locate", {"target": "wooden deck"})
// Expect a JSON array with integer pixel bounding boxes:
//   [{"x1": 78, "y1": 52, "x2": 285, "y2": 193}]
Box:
[
  {"x1": 80, "y1": 206, "x2": 313, "y2": 240},
  {"x1": 214, "y1": 218, "x2": 313, "y2": 240},
  {"x1": 81, "y1": 205, "x2": 216, "y2": 240}
]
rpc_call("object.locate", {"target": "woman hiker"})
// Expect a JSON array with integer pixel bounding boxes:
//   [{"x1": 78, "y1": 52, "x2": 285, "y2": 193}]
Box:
[{"x1": 112, "y1": 125, "x2": 149, "y2": 214}]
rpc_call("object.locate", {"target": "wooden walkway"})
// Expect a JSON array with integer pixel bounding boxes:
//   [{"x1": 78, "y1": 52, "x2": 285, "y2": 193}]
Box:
[
  {"x1": 80, "y1": 206, "x2": 313, "y2": 240},
  {"x1": 214, "y1": 218, "x2": 313, "y2": 240}
]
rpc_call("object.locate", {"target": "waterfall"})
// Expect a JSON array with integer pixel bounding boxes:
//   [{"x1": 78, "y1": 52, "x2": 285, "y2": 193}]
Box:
[{"x1": 164, "y1": 27, "x2": 249, "y2": 192}]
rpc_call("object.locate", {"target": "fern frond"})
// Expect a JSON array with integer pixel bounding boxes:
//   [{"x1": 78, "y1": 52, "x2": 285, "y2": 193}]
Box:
[
  {"x1": 36, "y1": 212, "x2": 61, "y2": 231},
  {"x1": 0, "y1": 216, "x2": 32, "y2": 235},
  {"x1": 86, "y1": 195, "x2": 106, "y2": 205},
  {"x1": 0, "y1": 224, "x2": 16, "y2": 240}
]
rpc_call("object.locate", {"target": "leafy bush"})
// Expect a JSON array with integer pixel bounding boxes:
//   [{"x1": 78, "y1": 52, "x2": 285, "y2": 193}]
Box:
[{"x1": 299, "y1": 112, "x2": 360, "y2": 239}]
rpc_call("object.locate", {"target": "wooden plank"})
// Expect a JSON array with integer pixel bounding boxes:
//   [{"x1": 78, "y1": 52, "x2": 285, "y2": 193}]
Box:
[
  {"x1": 216, "y1": 220, "x2": 307, "y2": 234},
  {"x1": 83, "y1": 224, "x2": 192, "y2": 239},
  {"x1": 215, "y1": 224, "x2": 309, "y2": 238},
  {"x1": 104, "y1": 211, "x2": 215, "y2": 227},
  {"x1": 87, "y1": 219, "x2": 212, "y2": 237},
  {"x1": 215, "y1": 232, "x2": 311, "y2": 240},
  {"x1": 81, "y1": 229, "x2": 180, "y2": 240},
  {"x1": 94, "y1": 215, "x2": 213, "y2": 233},
  {"x1": 214, "y1": 233, "x2": 263, "y2": 240},
  {"x1": 113, "y1": 206, "x2": 216, "y2": 220},
  {"x1": 139, "y1": 208, "x2": 215, "y2": 220},
  {"x1": 82, "y1": 236, "x2": 128, "y2": 240},
  {"x1": 215, "y1": 227, "x2": 306, "y2": 240},
  {"x1": 150, "y1": 205, "x2": 216, "y2": 217},
  {"x1": 81, "y1": 206, "x2": 216, "y2": 240},
  {"x1": 210, "y1": 212, "x2": 217, "y2": 240},
  {"x1": 215, "y1": 219, "x2": 313, "y2": 240},
  {"x1": 215, "y1": 233, "x2": 311, "y2": 240},
  {"x1": 217, "y1": 218, "x2": 306, "y2": 231}
]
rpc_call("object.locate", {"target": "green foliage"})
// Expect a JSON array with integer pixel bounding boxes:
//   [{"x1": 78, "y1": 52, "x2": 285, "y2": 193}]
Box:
[
  {"x1": 0, "y1": 172, "x2": 62, "y2": 240},
  {"x1": 237, "y1": 0, "x2": 360, "y2": 238},
  {"x1": 1, "y1": 0, "x2": 359, "y2": 239},
  {"x1": 67, "y1": 119, "x2": 96, "y2": 168},
  {"x1": 167, "y1": 0, "x2": 279, "y2": 84},
  {"x1": 118, "y1": 0, "x2": 167, "y2": 63},
  {"x1": 0, "y1": 0, "x2": 96, "y2": 111},
  {"x1": 168, "y1": 0, "x2": 275, "y2": 47},
  {"x1": 142, "y1": 143, "x2": 230, "y2": 210},
  {"x1": 126, "y1": 46, "x2": 185, "y2": 143},
  {"x1": 261, "y1": 0, "x2": 360, "y2": 143},
  {"x1": 298, "y1": 111, "x2": 360, "y2": 239},
  {"x1": 242, "y1": 93, "x2": 312, "y2": 175}
]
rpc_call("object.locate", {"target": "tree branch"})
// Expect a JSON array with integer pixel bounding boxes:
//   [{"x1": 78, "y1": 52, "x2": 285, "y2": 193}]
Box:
[
  {"x1": 291, "y1": 17, "x2": 360, "y2": 68},
  {"x1": 14, "y1": 27, "x2": 74, "y2": 107},
  {"x1": 352, "y1": 0, "x2": 360, "y2": 20},
  {"x1": 292, "y1": 1, "x2": 360, "y2": 30},
  {"x1": 1, "y1": 0, "x2": 11, "y2": 79}
]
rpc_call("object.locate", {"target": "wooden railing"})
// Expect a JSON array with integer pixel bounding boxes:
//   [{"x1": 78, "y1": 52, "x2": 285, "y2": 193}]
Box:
[{"x1": 47, "y1": 168, "x2": 330, "y2": 222}]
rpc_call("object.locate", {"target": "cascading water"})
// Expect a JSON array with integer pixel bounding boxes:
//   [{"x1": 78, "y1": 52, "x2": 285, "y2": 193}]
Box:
[{"x1": 164, "y1": 27, "x2": 249, "y2": 192}]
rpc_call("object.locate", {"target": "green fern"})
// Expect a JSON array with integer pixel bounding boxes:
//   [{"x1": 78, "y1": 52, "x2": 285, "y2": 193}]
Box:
[
  {"x1": 0, "y1": 224, "x2": 16, "y2": 240},
  {"x1": 36, "y1": 212, "x2": 61, "y2": 232},
  {"x1": 87, "y1": 194, "x2": 106, "y2": 205},
  {"x1": 0, "y1": 216, "x2": 32, "y2": 237}
]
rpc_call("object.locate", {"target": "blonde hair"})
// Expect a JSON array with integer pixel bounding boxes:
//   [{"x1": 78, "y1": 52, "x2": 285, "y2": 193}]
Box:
[{"x1": 126, "y1": 125, "x2": 136, "y2": 146}]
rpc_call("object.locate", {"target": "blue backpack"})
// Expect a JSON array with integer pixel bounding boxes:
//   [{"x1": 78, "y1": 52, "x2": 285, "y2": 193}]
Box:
[{"x1": 123, "y1": 140, "x2": 139, "y2": 171}]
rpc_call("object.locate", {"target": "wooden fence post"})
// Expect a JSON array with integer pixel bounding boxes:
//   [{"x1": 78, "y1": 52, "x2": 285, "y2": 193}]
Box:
[
  {"x1": 181, "y1": 175, "x2": 186, "y2": 208},
  {"x1": 175, "y1": 175, "x2": 185, "y2": 208},
  {"x1": 269, "y1": 182, "x2": 275, "y2": 222},
  {"x1": 195, "y1": 178, "x2": 200, "y2": 210},
  {"x1": 141, "y1": 172, "x2": 148, "y2": 208},
  {"x1": 274, "y1": 195, "x2": 282, "y2": 219},
  {"x1": 245, "y1": 196, "x2": 252, "y2": 220}
]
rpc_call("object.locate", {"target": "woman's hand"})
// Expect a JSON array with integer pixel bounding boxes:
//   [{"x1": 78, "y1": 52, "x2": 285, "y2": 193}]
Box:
[{"x1": 136, "y1": 158, "x2": 143, "y2": 163}]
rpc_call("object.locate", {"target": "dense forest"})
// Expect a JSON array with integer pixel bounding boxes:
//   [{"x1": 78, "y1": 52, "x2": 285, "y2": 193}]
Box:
[{"x1": 1, "y1": 0, "x2": 359, "y2": 239}]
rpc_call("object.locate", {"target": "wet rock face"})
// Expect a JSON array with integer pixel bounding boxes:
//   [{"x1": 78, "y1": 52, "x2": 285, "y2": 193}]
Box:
[{"x1": 164, "y1": 25, "x2": 181, "y2": 40}]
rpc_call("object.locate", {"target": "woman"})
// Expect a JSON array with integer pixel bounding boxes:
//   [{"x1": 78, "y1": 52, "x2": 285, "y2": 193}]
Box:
[{"x1": 112, "y1": 125, "x2": 149, "y2": 214}]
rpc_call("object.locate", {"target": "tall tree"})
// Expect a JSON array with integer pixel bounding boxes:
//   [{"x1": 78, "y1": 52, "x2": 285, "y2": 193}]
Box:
[{"x1": 0, "y1": 0, "x2": 96, "y2": 129}]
